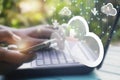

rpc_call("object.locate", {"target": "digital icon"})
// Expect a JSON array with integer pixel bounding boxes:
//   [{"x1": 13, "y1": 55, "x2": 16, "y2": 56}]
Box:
[
  {"x1": 59, "y1": 7, "x2": 72, "y2": 16},
  {"x1": 91, "y1": 8, "x2": 98, "y2": 16},
  {"x1": 52, "y1": 20, "x2": 59, "y2": 28},
  {"x1": 101, "y1": 3, "x2": 117, "y2": 16},
  {"x1": 50, "y1": 16, "x2": 104, "y2": 67}
]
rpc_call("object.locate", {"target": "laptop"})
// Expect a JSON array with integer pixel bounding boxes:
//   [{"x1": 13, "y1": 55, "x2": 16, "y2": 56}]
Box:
[{"x1": 6, "y1": 0, "x2": 120, "y2": 78}]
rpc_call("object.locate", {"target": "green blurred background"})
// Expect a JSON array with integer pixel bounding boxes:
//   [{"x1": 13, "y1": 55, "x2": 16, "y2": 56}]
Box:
[{"x1": 0, "y1": 0, "x2": 119, "y2": 43}]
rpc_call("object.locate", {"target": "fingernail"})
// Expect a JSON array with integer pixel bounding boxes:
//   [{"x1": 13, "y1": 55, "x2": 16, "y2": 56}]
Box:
[{"x1": 12, "y1": 34, "x2": 21, "y2": 41}]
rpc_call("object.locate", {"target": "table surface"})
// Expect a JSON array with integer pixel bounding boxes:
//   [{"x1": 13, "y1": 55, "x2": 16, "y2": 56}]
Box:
[{"x1": 1, "y1": 44, "x2": 120, "y2": 80}]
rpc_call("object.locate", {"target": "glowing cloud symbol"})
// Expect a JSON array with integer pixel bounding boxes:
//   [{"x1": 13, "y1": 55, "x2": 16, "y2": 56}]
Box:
[
  {"x1": 101, "y1": 3, "x2": 117, "y2": 16},
  {"x1": 67, "y1": 16, "x2": 104, "y2": 67},
  {"x1": 59, "y1": 7, "x2": 72, "y2": 16}
]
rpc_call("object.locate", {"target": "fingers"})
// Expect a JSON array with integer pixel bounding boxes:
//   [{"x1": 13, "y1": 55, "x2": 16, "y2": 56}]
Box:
[
  {"x1": 28, "y1": 38, "x2": 50, "y2": 49},
  {"x1": 27, "y1": 38, "x2": 48, "y2": 46},
  {"x1": 17, "y1": 37, "x2": 48, "y2": 51},
  {"x1": 39, "y1": 27, "x2": 54, "y2": 38},
  {"x1": 0, "y1": 29, "x2": 21, "y2": 44},
  {"x1": 0, "y1": 47, "x2": 36, "y2": 64},
  {"x1": 28, "y1": 26, "x2": 54, "y2": 39}
]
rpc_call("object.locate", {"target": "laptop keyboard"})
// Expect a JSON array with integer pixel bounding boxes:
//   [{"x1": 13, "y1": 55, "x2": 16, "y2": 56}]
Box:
[
  {"x1": 19, "y1": 41, "x2": 95, "y2": 68},
  {"x1": 32, "y1": 41, "x2": 94, "y2": 67},
  {"x1": 36, "y1": 48, "x2": 75, "y2": 66}
]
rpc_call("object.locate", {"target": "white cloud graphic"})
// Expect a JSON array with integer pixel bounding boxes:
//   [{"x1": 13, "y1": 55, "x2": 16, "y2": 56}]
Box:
[
  {"x1": 50, "y1": 16, "x2": 104, "y2": 67},
  {"x1": 66, "y1": 16, "x2": 104, "y2": 67},
  {"x1": 59, "y1": 7, "x2": 72, "y2": 16},
  {"x1": 101, "y1": 3, "x2": 117, "y2": 16}
]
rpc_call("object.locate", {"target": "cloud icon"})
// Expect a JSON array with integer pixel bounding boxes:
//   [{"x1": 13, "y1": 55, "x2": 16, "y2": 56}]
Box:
[
  {"x1": 101, "y1": 3, "x2": 117, "y2": 16},
  {"x1": 59, "y1": 7, "x2": 72, "y2": 16},
  {"x1": 65, "y1": 16, "x2": 104, "y2": 67}
]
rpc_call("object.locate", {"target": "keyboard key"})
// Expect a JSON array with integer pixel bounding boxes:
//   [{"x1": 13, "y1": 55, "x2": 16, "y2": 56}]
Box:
[
  {"x1": 36, "y1": 60, "x2": 44, "y2": 66},
  {"x1": 50, "y1": 49, "x2": 59, "y2": 64},
  {"x1": 36, "y1": 52, "x2": 43, "y2": 60},
  {"x1": 43, "y1": 51, "x2": 51, "y2": 64},
  {"x1": 52, "y1": 59, "x2": 59, "y2": 64},
  {"x1": 63, "y1": 42, "x2": 74, "y2": 63},
  {"x1": 56, "y1": 50, "x2": 66, "y2": 64}
]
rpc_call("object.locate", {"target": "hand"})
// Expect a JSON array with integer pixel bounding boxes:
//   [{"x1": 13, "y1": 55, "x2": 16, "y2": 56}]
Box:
[
  {"x1": 0, "y1": 25, "x2": 54, "y2": 74},
  {"x1": 12, "y1": 25, "x2": 54, "y2": 50}
]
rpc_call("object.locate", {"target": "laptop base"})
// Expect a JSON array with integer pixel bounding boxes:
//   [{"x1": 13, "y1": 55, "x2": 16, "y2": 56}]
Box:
[{"x1": 5, "y1": 66, "x2": 94, "y2": 79}]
